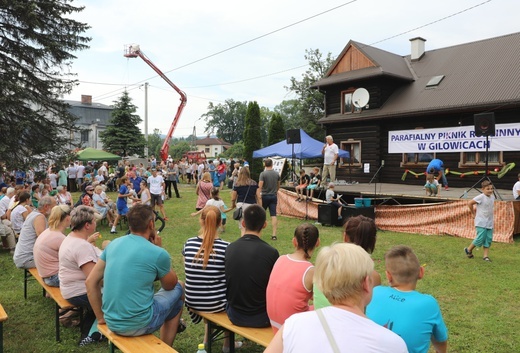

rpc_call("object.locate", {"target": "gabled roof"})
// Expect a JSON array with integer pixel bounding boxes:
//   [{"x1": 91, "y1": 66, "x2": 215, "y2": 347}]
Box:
[
  {"x1": 196, "y1": 137, "x2": 232, "y2": 146},
  {"x1": 318, "y1": 32, "x2": 520, "y2": 123},
  {"x1": 312, "y1": 40, "x2": 414, "y2": 88},
  {"x1": 64, "y1": 100, "x2": 112, "y2": 110}
]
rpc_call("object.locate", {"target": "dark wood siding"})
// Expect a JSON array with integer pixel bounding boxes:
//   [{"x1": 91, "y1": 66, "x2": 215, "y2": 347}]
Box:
[
  {"x1": 325, "y1": 109, "x2": 519, "y2": 189},
  {"x1": 324, "y1": 78, "x2": 409, "y2": 116}
]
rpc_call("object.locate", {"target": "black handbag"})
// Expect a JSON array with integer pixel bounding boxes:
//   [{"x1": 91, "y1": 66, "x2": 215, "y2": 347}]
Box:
[
  {"x1": 233, "y1": 183, "x2": 251, "y2": 220},
  {"x1": 232, "y1": 207, "x2": 243, "y2": 220}
]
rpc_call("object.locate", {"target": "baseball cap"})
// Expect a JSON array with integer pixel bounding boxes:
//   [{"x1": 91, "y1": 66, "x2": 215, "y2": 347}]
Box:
[{"x1": 85, "y1": 185, "x2": 94, "y2": 191}]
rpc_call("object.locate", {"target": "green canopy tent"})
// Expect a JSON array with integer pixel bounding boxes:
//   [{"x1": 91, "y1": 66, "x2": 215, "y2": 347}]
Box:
[{"x1": 75, "y1": 148, "x2": 121, "y2": 162}]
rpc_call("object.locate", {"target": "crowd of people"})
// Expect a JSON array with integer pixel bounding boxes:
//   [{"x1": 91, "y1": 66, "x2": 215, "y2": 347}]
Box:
[{"x1": 8, "y1": 151, "x2": 518, "y2": 353}]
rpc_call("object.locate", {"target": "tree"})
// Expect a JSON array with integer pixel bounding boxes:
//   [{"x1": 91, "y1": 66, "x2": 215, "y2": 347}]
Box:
[
  {"x1": 100, "y1": 91, "x2": 145, "y2": 157},
  {"x1": 274, "y1": 99, "x2": 303, "y2": 130},
  {"x1": 268, "y1": 112, "x2": 290, "y2": 182},
  {"x1": 146, "y1": 129, "x2": 163, "y2": 158},
  {"x1": 0, "y1": 1, "x2": 90, "y2": 168},
  {"x1": 268, "y1": 113, "x2": 285, "y2": 145},
  {"x1": 221, "y1": 142, "x2": 244, "y2": 159},
  {"x1": 169, "y1": 141, "x2": 191, "y2": 160},
  {"x1": 285, "y1": 48, "x2": 335, "y2": 140},
  {"x1": 202, "y1": 99, "x2": 247, "y2": 144},
  {"x1": 243, "y1": 101, "x2": 262, "y2": 180}
]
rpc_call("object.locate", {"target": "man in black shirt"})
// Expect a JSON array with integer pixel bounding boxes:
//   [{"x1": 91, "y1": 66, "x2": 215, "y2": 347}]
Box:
[{"x1": 225, "y1": 205, "x2": 279, "y2": 327}]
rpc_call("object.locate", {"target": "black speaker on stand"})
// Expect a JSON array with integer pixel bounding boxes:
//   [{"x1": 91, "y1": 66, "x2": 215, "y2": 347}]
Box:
[
  {"x1": 286, "y1": 129, "x2": 301, "y2": 183},
  {"x1": 460, "y1": 112, "x2": 502, "y2": 200},
  {"x1": 474, "y1": 112, "x2": 495, "y2": 137}
]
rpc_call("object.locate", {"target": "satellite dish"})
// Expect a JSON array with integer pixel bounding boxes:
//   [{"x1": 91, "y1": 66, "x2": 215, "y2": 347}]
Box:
[{"x1": 352, "y1": 88, "x2": 370, "y2": 109}]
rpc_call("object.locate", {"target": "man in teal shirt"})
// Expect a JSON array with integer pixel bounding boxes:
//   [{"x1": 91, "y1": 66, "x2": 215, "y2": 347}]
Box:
[{"x1": 86, "y1": 204, "x2": 184, "y2": 347}]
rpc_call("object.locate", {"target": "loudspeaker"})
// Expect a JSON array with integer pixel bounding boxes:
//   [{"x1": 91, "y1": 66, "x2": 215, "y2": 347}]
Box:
[
  {"x1": 286, "y1": 129, "x2": 301, "y2": 144},
  {"x1": 318, "y1": 204, "x2": 340, "y2": 226},
  {"x1": 474, "y1": 112, "x2": 495, "y2": 137}
]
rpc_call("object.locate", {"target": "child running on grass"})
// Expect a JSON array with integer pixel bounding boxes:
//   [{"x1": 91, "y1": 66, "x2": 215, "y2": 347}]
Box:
[
  {"x1": 464, "y1": 180, "x2": 495, "y2": 262},
  {"x1": 191, "y1": 187, "x2": 232, "y2": 232}
]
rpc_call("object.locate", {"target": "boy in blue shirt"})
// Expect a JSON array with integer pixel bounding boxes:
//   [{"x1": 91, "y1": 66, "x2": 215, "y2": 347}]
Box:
[{"x1": 366, "y1": 245, "x2": 448, "y2": 353}]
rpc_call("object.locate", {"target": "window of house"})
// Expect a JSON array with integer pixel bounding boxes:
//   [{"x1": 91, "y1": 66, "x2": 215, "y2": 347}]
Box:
[
  {"x1": 81, "y1": 130, "x2": 89, "y2": 143},
  {"x1": 341, "y1": 90, "x2": 362, "y2": 114},
  {"x1": 340, "y1": 140, "x2": 361, "y2": 167},
  {"x1": 460, "y1": 151, "x2": 503, "y2": 167},
  {"x1": 401, "y1": 153, "x2": 436, "y2": 167},
  {"x1": 205, "y1": 147, "x2": 210, "y2": 153}
]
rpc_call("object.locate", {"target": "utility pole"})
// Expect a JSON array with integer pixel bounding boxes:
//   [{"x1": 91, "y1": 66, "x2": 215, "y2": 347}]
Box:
[{"x1": 144, "y1": 82, "x2": 149, "y2": 158}]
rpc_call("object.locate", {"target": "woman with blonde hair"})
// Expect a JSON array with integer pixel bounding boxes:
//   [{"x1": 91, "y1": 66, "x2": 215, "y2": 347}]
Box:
[
  {"x1": 182, "y1": 206, "x2": 241, "y2": 352},
  {"x1": 33, "y1": 205, "x2": 71, "y2": 286},
  {"x1": 230, "y1": 167, "x2": 259, "y2": 234},
  {"x1": 265, "y1": 243, "x2": 407, "y2": 353},
  {"x1": 195, "y1": 172, "x2": 213, "y2": 211}
]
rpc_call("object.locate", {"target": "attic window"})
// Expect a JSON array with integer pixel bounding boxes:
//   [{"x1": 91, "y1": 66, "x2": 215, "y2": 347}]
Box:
[{"x1": 426, "y1": 75, "x2": 444, "y2": 88}]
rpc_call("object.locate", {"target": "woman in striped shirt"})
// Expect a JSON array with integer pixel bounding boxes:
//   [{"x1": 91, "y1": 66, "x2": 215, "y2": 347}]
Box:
[{"x1": 182, "y1": 206, "x2": 241, "y2": 352}]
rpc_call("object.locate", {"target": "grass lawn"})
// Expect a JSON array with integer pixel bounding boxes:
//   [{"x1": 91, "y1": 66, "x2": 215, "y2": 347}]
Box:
[{"x1": 1, "y1": 183, "x2": 519, "y2": 352}]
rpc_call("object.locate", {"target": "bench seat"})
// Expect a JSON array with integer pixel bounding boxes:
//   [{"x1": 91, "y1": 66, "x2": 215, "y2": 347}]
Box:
[
  {"x1": 194, "y1": 311, "x2": 274, "y2": 353},
  {"x1": 98, "y1": 323, "x2": 178, "y2": 353}
]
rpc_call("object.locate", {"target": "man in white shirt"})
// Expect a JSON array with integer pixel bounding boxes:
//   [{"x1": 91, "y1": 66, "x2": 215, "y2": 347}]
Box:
[
  {"x1": 321, "y1": 135, "x2": 339, "y2": 185},
  {"x1": 98, "y1": 162, "x2": 108, "y2": 181},
  {"x1": 197, "y1": 161, "x2": 205, "y2": 183},
  {"x1": 147, "y1": 169, "x2": 167, "y2": 220},
  {"x1": 76, "y1": 161, "x2": 85, "y2": 189}
]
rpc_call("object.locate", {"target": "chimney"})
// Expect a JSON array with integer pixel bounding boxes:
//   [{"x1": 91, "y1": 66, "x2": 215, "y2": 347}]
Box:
[
  {"x1": 81, "y1": 95, "x2": 92, "y2": 105},
  {"x1": 410, "y1": 37, "x2": 426, "y2": 61}
]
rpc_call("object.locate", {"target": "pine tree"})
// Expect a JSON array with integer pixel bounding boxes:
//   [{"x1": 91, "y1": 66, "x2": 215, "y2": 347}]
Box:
[
  {"x1": 268, "y1": 113, "x2": 285, "y2": 145},
  {"x1": 100, "y1": 91, "x2": 145, "y2": 157},
  {"x1": 0, "y1": 0, "x2": 90, "y2": 168},
  {"x1": 243, "y1": 101, "x2": 263, "y2": 180}
]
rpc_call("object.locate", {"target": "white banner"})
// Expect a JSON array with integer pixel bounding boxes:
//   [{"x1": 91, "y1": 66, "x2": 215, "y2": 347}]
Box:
[{"x1": 388, "y1": 123, "x2": 520, "y2": 153}]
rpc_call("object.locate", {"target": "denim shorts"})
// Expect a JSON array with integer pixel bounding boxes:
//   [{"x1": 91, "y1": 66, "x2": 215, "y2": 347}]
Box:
[
  {"x1": 115, "y1": 283, "x2": 184, "y2": 336},
  {"x1": 43, "y1": 274, "x2": 60, "y2": 287},
  {"x1": 261, "y1": 194, "x2": 277, "y2": 217}
]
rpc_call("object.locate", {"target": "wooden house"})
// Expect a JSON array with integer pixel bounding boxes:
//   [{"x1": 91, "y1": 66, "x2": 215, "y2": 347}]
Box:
[{"x1": 312, "y1": 32, "x2": 520, "y2": 190}]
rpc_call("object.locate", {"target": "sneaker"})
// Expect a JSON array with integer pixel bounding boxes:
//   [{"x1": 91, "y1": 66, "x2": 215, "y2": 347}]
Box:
[
  {"x1": 178, "y1": 318, "x2": 187, "y2": 333},
  {"x1": 483, "y1": 257, "x2": 492, "y2": 262},
  {"x1": 79, "y1": 336, "x2": 96, "y2": 347},
  {"x1": 464, "y1": 247, "x2": 474, "y2": 258},
  {"x1": 444, "y1": 186, "x2": 449, "y2": 191}
]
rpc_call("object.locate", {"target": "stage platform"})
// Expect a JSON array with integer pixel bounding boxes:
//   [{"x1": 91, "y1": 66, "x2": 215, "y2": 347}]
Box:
[{"x1": 277, "y1": 183, "x2": 520, "y2": 243}]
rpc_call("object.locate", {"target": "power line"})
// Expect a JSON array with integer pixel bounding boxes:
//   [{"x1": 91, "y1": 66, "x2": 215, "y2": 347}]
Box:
[
  {"x1": 89, "y1": 0, "x2": 492, "y2": 100},
  {"x1": 92, "y1": 1, "x2": 357, "y2": 100}
]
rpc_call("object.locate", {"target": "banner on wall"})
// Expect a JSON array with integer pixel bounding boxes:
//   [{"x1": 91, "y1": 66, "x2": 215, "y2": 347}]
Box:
[{"x1": 388, "y1": 123, "x2": 520, "y2": 153}]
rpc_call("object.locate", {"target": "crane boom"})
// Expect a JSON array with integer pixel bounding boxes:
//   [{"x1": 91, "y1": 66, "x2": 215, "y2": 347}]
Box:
[{"x1": 124, "y1": 44, "x2": 187, "y2": 162}]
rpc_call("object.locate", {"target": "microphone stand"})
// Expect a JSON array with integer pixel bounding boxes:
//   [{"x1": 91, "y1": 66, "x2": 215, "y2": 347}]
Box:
[{"x1": 369, "y1": 161, "x2": 384, "y2": 195}]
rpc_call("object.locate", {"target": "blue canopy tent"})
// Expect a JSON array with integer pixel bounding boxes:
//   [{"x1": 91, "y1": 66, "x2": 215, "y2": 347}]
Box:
[{"x1": 253, "y1": 129, "x2": 349, "y2": 159}]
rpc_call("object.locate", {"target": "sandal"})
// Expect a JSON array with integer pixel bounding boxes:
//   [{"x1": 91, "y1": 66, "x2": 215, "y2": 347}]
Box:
[
  {"x1": 271, "y1": 236, "x2": 277, "y2": 241},
  {"x1": 464, "y1": 247, "x2": 474, "y2": 258},
  {"x1": 483, "y1": 257, "x2": 492, "y2": 262}
]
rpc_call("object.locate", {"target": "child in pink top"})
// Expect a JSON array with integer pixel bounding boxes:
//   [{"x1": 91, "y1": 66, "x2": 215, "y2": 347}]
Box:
[{"x1": 266, "y1": 223, "x2": 320, "y2": 333}]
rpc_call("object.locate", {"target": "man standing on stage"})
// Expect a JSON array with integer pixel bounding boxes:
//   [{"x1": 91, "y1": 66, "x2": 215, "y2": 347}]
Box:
[{"x1": 321, "y1": 135, "x2": 339, "y2": 185}]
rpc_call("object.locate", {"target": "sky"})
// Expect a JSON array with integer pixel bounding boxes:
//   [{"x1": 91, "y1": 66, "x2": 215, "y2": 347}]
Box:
[{"x1": 65, "y1": 0, "x2": 520, "y2": 139}]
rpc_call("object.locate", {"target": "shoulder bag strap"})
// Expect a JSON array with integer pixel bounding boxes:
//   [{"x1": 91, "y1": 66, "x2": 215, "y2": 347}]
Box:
[{"x1": 316, "y1": 309, "x2": 341, "y2": 353}]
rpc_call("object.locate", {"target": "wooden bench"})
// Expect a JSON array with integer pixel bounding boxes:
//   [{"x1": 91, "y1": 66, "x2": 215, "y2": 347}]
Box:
[
  {"x1": 0, "y1": 304, "x2": 7, "y2": 353},
  {"x1": 24, "y1": 268, "x2": 82, "y2": 341},
  {"x1": 98, "y1": 323, "x2": 178, "y2": 353},
  {"x1": 194, "y1": 311, "x2": 274, "y2": 353}
]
